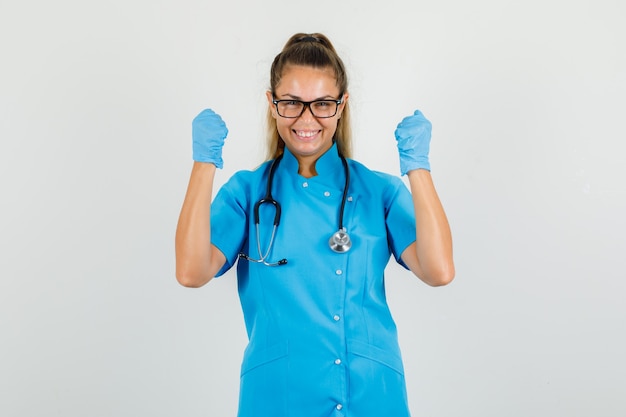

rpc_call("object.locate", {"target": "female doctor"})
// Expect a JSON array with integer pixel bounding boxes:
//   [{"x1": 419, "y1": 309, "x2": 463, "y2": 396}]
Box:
[{"x1": 175, "y1": 33, "x2": 454, "y2": 417}]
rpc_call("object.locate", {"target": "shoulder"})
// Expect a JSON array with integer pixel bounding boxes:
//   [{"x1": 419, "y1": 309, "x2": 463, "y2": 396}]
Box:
[
  {"x1": 217, "y1": 161, "x2": 273, "y2": 200},
  {"x1": 225, "y1": 161, "x2": 272, "y2": 186},
  {"x1": 347, "y1": 159, "x2": 406, "y2": 194}
]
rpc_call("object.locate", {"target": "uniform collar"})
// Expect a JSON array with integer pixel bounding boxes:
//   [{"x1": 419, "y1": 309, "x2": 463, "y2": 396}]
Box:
[{"x1": 280, "y1": 143, "x2": 345, "y2": 182}]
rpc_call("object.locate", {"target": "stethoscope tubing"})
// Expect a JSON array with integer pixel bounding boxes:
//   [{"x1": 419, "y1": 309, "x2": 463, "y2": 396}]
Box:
[
  {"x1": 337, "y1": 155, "x2": 350, "y2": 231},
  {"x1": 253, "y1": 154, "x2": 283, "y2": 226},
  {"x1": 239, "y1": 152, "x2": 350, "y2": 266}
]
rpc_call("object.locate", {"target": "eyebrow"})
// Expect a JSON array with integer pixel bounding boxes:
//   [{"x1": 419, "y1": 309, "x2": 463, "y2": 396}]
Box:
[{"x1": 277, "y1": 93, "x2": 340, "y2": 101}]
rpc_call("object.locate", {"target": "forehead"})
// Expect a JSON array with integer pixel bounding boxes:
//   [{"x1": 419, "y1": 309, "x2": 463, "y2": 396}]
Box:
[{"x1": 275, "y1": 65, "x2": 339, "y2": 96}]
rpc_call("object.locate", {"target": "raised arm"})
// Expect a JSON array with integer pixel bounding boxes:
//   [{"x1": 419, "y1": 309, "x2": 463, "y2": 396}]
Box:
[
  {"x1": 175, "y1": 109, "x2": 228, "y2": 288},
  {"x1": 395, "y1": 110, "x2": 455, "y2": 286}
]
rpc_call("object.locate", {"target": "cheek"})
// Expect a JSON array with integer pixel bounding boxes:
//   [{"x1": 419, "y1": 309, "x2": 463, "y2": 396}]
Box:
[
  {"x1": 276, "y1": 120, "x2": 294, "y2": 132},
  {"x1": 275, "y1": 120, "x2": 296, "y2": 139},
  {"x1": 322, "y1": 119, "x2": 339, "y2": 132}
]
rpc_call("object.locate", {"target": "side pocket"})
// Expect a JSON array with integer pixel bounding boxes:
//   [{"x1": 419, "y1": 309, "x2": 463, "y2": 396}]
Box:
[
  {"x1": 346, "y1": 339, "x2": 411, "y2": 417},
  {"x1": 238, "y1": 342, "x2": 289, "y2": 417},
  {"x1": 240, "y1": 341, "x2": 289, "y2": 376},
  {"x1": 348, "y1": 339, "x2": 405, "y2": 375}
]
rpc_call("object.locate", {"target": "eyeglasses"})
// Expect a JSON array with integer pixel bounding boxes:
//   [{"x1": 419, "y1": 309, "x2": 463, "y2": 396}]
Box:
[{"x1": 272, "y1": 95, "x2": 343, "y2": 118}]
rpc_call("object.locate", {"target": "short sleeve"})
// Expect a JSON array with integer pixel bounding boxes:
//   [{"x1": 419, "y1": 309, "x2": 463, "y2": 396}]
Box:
[
  {"x1": 384, "y1": 177, "x2": 416, "y2": 269},
  {"x1": 211, "y1": 175, "x2": 249, "y2": 277}
]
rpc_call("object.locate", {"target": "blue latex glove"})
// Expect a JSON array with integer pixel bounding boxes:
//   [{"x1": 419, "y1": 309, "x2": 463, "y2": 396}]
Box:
[
  {"x1": 192, "y1": 109, "x2": 228, "y2": 167},
  {"x1": 394, "y1": 110, "x2": 432, "y2": 175}
]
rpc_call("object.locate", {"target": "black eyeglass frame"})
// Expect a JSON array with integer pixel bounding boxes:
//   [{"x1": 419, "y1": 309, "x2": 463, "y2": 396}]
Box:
[{"x1": 271, "y1": 94, "x2": 344, "y2": 119}]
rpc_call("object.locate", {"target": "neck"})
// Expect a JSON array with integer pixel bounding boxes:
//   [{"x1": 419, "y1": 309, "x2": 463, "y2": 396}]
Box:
[
  {"x1": 297, "y1": 159, "x2": 317, "y2": 178},
  {"x1": 283, "y1": 142, "x2": 336, "y2": 178}
]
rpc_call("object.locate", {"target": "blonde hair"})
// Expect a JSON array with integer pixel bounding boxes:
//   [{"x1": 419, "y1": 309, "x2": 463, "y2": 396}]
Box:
[{"x1": 265, "y1": 33, "x2": 352, "y2": 160}]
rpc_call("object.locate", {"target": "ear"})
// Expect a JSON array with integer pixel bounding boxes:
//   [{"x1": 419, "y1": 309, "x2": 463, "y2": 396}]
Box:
[
  {"x1": 337, "y1": 91, "x2": 349, "y2": 118},
  {"x1": 266, "y1": 90, "x2": 277, "y2": 118}
]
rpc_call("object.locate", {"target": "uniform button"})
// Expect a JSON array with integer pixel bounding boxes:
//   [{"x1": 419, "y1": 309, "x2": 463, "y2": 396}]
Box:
[
  {"x1": 302, "y1": 182, "x2": 309, "y2": 188},
  {"x1": 335, "y1": 269, "x2": 343, "y2": 275},
  {"x1": 324, "y1": 191, "x2": 331, "y2": 197},
  {"x1": 333, "y1": 315, "x2": 341, "y2": 321},
  {"x1": 336, "y1": 404, "x2": 343, "y2": 410},
  {"x1": 334, "y1": 359, "x2": 342, "y2": 365},
  {"x1": 347, "y1": 196, "x2": 353, "y2": 202}
]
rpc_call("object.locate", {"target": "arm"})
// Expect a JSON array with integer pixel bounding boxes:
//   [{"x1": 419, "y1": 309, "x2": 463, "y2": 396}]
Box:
[
  {"x1": 395, "y1": 110, "x2": 455, "y2": 286},
  {"x1": 402, "y1": 169, "x2": 454, "y2": 286},
  {"x1": 175, "y1": 109, "x2": 228, "y2": 288},
  {"x1": 175, "y1": 162, "x2": 226, "y2": 287}
]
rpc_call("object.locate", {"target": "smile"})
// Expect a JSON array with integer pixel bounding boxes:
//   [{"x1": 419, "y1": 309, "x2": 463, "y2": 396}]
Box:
[{"x1": 294, "y1": 130, "x2": 321, "y2": 138}]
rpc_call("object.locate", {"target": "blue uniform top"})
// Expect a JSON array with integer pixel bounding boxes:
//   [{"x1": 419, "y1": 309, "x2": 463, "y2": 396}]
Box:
[{"x1": 211, "y1": 144, "x2": 417, "y2": 417}]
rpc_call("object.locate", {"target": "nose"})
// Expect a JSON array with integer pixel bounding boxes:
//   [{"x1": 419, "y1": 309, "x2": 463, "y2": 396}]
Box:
[{"x1": 299, "y1": 103, "x2": 316, "y2": 120}]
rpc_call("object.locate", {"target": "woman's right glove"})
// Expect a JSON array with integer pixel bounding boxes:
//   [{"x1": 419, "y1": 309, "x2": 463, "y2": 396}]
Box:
[{"x1": 192, "y1": 109, "x2": 229, "y2": 168}]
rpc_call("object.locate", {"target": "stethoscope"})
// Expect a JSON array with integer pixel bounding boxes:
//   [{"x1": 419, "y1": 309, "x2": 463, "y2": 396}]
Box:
[{"x1": 238, "y1": 152, "x2": 352, "y2": 266}]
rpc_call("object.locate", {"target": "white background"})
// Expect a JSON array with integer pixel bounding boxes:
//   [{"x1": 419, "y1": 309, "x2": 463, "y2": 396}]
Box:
[{"x1": 1, "y1": 0, "x2": 625, "y2": 416}]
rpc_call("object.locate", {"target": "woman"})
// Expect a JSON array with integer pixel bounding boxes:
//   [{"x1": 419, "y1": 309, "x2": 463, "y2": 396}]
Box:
[{"x1": 176, "y1": 32, "x2": 454, "y2": 417}]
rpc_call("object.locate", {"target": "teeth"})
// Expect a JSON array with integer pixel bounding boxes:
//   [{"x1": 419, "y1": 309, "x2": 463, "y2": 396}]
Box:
[{"x1": 296, "y1": 130, "x2": 317, "y2": 138}]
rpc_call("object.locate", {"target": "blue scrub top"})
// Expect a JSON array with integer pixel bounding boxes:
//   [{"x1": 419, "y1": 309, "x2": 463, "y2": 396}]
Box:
[{"x1": 211, "y1": 144, "x2": 417, "y2": 417}]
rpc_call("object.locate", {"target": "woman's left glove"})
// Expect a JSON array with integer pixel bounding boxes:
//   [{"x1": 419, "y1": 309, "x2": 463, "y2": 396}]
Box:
[{"x1": 394, "y1": 110, "x2": 432, "y2": 175}]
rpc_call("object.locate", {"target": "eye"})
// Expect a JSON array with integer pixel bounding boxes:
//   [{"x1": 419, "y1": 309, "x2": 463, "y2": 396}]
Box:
[{"x1": 313, "y1": 101, "x2": 332, "y2": 108}]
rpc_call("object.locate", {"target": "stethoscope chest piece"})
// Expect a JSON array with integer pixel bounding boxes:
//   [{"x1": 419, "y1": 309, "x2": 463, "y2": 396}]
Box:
[{"x1": 329, "y1": 229, "x2": 352, "y2": 253}]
